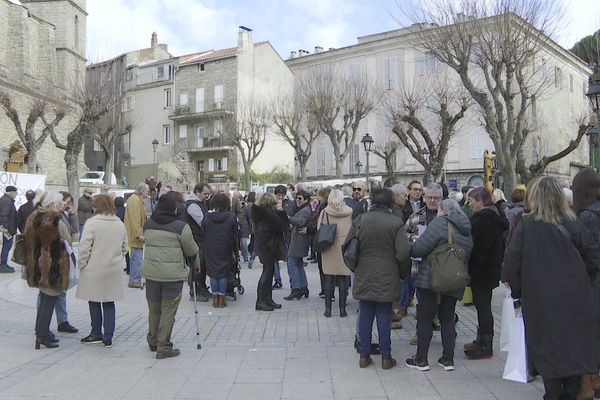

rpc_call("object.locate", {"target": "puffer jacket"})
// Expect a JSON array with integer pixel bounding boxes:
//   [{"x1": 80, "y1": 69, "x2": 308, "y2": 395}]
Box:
[
  {"x1": 0, "y1": 193, "x2": 17, "y2": 235},
  {"x1": 251, "y1": 204, "x2": 289, "y2": 263},
  {"x1": 202, "y1": 211, "x2": 238, "y2": 279},
  {"x1": 141, "y1": 209, "x2": 198, "y2": 282},
  {"x1": 411, "y1": 211, "x2": 473, "y2": 298}
]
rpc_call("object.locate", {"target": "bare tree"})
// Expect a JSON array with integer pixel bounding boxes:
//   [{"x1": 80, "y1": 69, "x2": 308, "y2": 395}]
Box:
[
  {"x1": 388, "y1": 80, "x2": 469, "y2": 184},
  {"x1": 0, "y1": 91, "x2": 65, "y2": 173},
  {"x1": 370, "y1": 130, "x2": 402, "y2": 178},
  {"x1": 299, "y1": 64, "x2": 380, "y2": 178},
  {"x1": 401, "y1": 0, "x2": 584, "y2": 192},
  {"x1": 94, "y1": 116, "x2": 134, "y2": 185},
  {"x1": 41, "y1": 74, "x2": 116, "y2": 196},
  {"x1": 222, "y1": 100, "x2": 270, "y2": 190},
  {"x1": 272, "y1": 88, "x2": 318, "y2": 180}
]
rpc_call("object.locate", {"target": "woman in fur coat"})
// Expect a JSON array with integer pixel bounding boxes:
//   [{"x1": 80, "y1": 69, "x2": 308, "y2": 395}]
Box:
[{"x1": 24, "y1": 191, "x2": 72, "y2": 349}]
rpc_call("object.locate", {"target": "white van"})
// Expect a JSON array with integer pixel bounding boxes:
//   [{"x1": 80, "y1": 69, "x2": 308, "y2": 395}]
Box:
[{"x1": 80, "y1": 171, "x2": 117, "y2": 185}]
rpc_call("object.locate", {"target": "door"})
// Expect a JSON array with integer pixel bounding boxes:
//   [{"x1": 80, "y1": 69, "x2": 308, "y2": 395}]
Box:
[{"x1": 195, "y1": 88, "x2": 204, "y2": 113}]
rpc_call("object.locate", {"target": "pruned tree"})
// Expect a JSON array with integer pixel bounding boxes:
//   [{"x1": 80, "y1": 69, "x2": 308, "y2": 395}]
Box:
[
  {"x1": 222, "y1": 99, "x2": 270, "y2": 190},
  {"x1": 94, "y1": 116, "x2": 134, "y2": 185},
  {"x1": 370, "y1": 130, "x2": 402, "y2": 178},
  {"x1": 0, "y1": 90, "x2": 65, "y2": 173},
  {"x1": 299, "y1": 64, "x2": 380, "y2": 178},
  {"x1": 388, "y1": 79, "x2": 469, "y2": 184},
  {"x1": 272, "y1": 87, "x2": 318, "y2": 180},
  {"x1": 41, "y1": 74, "x2": 117, "y2": 196},
  {"x1": 400, "y1": 0, "x2": 581, "y2": 193}
]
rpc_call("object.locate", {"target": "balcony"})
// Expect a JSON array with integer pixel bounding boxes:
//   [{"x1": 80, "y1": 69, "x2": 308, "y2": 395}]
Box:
[
  {"x1": 181, "y1": 136, "x2": 232, "y2": 153},
  {"x1": 169, "y1": 99, "x2": 233, "y2": 122}
]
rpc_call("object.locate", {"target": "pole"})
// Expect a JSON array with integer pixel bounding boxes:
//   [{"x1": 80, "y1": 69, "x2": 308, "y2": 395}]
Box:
[
  {"x1": 153, "y1": 148, "x2": 157, "y2": 177},
  {"x1": 365, "y1": 151, "x2": 370, "y2": 185}
]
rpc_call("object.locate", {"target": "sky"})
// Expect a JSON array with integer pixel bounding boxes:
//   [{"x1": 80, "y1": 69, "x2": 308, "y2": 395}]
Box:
[{"x1": 87, "y1": 0, "x2": 600, "y2": 62}]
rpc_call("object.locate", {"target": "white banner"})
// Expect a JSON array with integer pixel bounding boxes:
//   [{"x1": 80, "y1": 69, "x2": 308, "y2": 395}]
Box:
[{"x1": 0, "y1": 172, "x2": 46, "y2": 208}]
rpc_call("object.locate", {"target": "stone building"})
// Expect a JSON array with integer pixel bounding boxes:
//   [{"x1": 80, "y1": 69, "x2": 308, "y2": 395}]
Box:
[
  {"x1": 286, "y1": 21, "x2": 592, "y2": 187},
  {"x1": 0, "y1": 0, "x2": 87, "y2": 185}
]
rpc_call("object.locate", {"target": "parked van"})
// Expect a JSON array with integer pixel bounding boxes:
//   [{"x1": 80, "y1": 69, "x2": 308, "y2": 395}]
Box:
[{"x1": 80, "y1": 171, "x2": 117, "y2": 185}]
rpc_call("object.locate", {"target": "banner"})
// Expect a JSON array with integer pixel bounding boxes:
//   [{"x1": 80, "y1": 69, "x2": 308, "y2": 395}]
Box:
[{"x1": 0, "y1": 172, "x2": 46, "y2": 208}]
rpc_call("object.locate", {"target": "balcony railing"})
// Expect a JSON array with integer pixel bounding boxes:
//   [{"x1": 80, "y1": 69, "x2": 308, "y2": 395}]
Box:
[
  {"x1": 169, "y1": 99, "x2": 232, "y2": 121},
  {"x1": 182, "y1": 136, "x2": 231, "y2": 152}
]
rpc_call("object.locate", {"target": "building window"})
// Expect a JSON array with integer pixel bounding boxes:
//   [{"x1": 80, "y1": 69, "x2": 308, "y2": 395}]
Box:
[
  {"x1": 196, "y1": 88, "x2": 204, "y2": 113},
  {"x1": 164, "y1": 89, "x2": 172, "y2": 108},
  {"x1": 348, "y1": 64, "x2": 360, "y2": 80},
  {"x1": 531, "y1": 95, "x2": 537, "y2": 125},
  {"x1": 198, "y1": 64, "x2": 205, "y2": 72},
  {"x1": 384, "y1": 57, "x2": 397, "y2": 90},
  {"x1": 214, "y1": 85, "x2": 223, "y2": 107},
  {"x1": 554, "y1": 67, "x2": 562, "y2": 89},
  {"x1": 570, "y1": 74, "x2": 574, "y2": 92},
  {"x1": 216, "y1": 158, "x2": 223, "y2": 171},
  {"x1": 195, "y1": 126, "x2": 205, "y2": 148},
  {"x1": 197, "y1": 160, "x2": 205, "y2": 172},
  {"x1": 420, "y1": 52, "x2": 440, "y2": 75},
  {"x1": 214, "y1": 119, "x2": 223, "y2": 136},
  {"x1": 163, "y1": 125, "x2": 171, "y2": 144},
  {"x1": 74, "y1": 15, "x2": 79, "y2": 52},
  {"x1": 539, "y1": 57, "x2": 547, "y2": 79},
  {"x1": 123, "y1": 95, "x2": 134, "y2": 112},
  {"x1": 168, "y1": 65, "x2": 175, "y2": 79},
  {"x1": 471, "y1": 134, "x2": 485, "y2": 159},
  {"x1": 157, "y1": 66, "x2": 164, "y2": 79},
  {"x1": 126, "y1": 68, "x2": 133, "y2": 81},
  {"x1": 180, "y1": 93, "x2": 188, "y2": 106},
  {"x1": 93, "y1": 139, "x2": 101, "y2": 152},
  {"x1": 179, "y1": 124, "x2": 187, "y2": 138},
  {"x1": 316, "y1": 146, "x2": 326, "y2": 175},
  {"x1": 348, "y1": 143, "x2": 359, "y2": 171}
]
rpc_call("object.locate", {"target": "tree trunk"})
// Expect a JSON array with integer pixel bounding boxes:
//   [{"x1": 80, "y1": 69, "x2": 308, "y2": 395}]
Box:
[
  {"x1": 103, "y1": 141, "x2": 115, "y2": 185},
  {"x1": 27, "y1": 147, "x2": 36, "y2": 173},
  {"x1": 299, "y1": 160, "x2": 307, "y2": 181},
  {"x1": 243, "y1": 161, "x2": 252, "y2": 191},
  {"x1": 385, "y1": 156, "x2": 395, "y2": 178},
  {"x1": 65, "y1": 151, "x2": 80, "y2": 200}
]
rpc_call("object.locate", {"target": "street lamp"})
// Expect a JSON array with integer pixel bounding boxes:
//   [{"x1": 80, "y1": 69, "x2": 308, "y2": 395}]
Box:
[
  {"x1": 361, "y1": 133, "x2": 374, "y2": 184},
  {"x1": 152, "y1": 139, "x2": 159, "y2": 177},
  {"x1": 355, "y1": 161, "x2": 363, "y2": 175},
  {"x1": 587, "y1": 125, "x2": 599, "y2": 172},
  {"x1": 586, "y1": 75, "x2": 600, "y2": 171},
  {"x1": 297, "y1": 149, "x2": 307, "y2": 181}
]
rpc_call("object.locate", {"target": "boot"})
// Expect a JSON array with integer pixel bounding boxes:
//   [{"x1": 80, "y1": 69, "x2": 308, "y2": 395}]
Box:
[
  {"x1": 212, "y1": 295, "x2": 219, "y2": 308},
  {"x1": 284, "y1": 289, "x2": 302, "y2": 301},
  {"x1": 578, "y1": 374, "x2": 594, "y2": 400},
  {"x1": 337, "y1": 276, "x2": 348, "y2": 317},
  {"x1": 324, "y1": 298, "x2": 332, "y2": 318},
  {"x1": 256, "y1": 290, "x2": 274, "y2": 311},
  {"x1": 592, "y1": 374, "x2": 600, "y2": 398},
  {"x1": 464, "y1": 327, "x2": 480, "y2": 351},
  {"x1": 465, "y1": 334, "x2": 493, "y2": 360},
  {"x1": 382, "y1": 357, "x2": 397, "y2": 370},
  {"x1": 265, "y1": 283, "x2": 282, "y2": 309},
  {"x1": 324, "y1": 275, "x2": 334, "y2": 318},
  {"x1": 219, "y1": 294, "x2": 227, "y2": 308}
]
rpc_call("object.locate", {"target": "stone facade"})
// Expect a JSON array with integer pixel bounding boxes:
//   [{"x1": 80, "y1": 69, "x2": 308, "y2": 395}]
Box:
[{"x1": 0, "y1": 0, "x2": 87, "y2": 185}]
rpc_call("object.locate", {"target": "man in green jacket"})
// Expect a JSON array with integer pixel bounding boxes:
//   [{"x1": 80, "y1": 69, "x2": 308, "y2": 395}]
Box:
[{"x1": 142, "y1": 192, "x2": 199, "y2": 359}]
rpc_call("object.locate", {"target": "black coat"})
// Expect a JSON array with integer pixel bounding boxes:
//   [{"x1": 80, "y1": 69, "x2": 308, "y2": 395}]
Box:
[
  {"x1": 202, "y1": 211, "x2": 238, "y2": 279},
  {"x1": 16, "y1": 201, "x2": 37, "y2": 233},
  {"x1": 468, "y1": 205, "x2": 508, "y2": 288},
  {"x1": 0, "y1": 194, "x2": 17, "y2": 235},
  {"x1": 504, "y1": 216, "x2": 599, "y2": 378},
  {"x1": 251, "y1": 205, "x2": 289, "y2": 264},
  {"x1": 577, "y1": 201, "x2": 600, "y2": 340}
]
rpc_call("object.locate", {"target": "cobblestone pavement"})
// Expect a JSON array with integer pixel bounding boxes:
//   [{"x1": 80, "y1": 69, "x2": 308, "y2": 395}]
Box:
[{"x1": 0, "y1": 257, "x2": 544, "y2": 400}]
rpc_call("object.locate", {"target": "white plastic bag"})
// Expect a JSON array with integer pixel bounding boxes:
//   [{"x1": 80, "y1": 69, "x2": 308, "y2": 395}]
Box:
[
  {"x1": 64, "y1": 240, "x2": 79, "y2": 289},
  {"x1": 500, "y1": 291, "x2": 516, "y2": 352},
  {"x1": 502, "y1": 312, "x2": 528, "y2": 383}
]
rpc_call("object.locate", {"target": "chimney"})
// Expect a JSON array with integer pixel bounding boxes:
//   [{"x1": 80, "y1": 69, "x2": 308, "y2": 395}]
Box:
[
  {"x1": 314, "y1": 46, "x2": 323, "y2": 54},
  {"x1": 329, "y1": 47, "x2": 335, "y2": 51},
  {"x1": 290, "y1": 51, "x2": 297, "y2": 59},
  {"x1": 238, "y1": 25, "x2": 253, "y2": 51},
  {"x1": 151, "y1": 32, "x2": 157, "y2": 48},
  {"x1": 298, "y1": 49, "x2": 310, "y2": 57}
]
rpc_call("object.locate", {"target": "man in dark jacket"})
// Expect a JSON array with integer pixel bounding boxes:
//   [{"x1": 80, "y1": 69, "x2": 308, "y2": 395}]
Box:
[
  {"x1": 403, "y1": 180, "x2": 425, "y2": 217},
  {"x1": 77, "y1": 188, "x2": 93, "y2": 236},
  {"x1": 274, "y1": 185, "x2": 295, "y2": 288},
  {"x1": 16, "y1": 190, "x2": 37, "y2": 233},
  {"x1": 182, "y1": 183, "x2": 211, "y2": 301},
  {"x1": 0, "y1": 186, "x2": 18, "y2": 272}
]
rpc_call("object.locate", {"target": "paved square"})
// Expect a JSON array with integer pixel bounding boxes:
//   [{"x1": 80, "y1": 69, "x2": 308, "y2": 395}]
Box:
[{"x1": 0, "y1": 258, "x2": 544, "y2": 399}]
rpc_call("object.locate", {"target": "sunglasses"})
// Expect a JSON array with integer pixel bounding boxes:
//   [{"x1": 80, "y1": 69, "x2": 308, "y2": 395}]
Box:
[
  {"x1": 296, "y1": 196, "x2": 306, "y2": 201},
  {"x1": 353, "y1": 188, "x2": 362, "y2": 192}
]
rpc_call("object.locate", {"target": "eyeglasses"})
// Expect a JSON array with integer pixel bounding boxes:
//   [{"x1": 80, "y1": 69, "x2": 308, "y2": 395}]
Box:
[
  {"x1": 425, "y1": 196, "x2": 442, "y2": 201},
  {"x1": 353, "y1": 188, "x2": 362, "y2": 192},
  {"x1": 411, "y1": 188, "x2": 423, "y2": 192}
]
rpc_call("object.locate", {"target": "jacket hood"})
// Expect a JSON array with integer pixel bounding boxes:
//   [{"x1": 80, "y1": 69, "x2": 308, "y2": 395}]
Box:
[
  {"x1": 150, "y1": 209, "x2": 179, "y2": 225},
  {"x1": 324, "y1": 204, "x2": 353, "y2": 218},
  {"x1": 207, "y1": 210, "x2": 233, "y2": 224},
  {"x1": 442, "y1": 212, "x2": 472, "y2": 236},
  {"x1": 477, "y1": 205, "x2": 509, "y2": 230}
]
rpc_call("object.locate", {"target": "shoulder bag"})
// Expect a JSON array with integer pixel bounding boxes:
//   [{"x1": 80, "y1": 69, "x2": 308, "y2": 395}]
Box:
[
  {"x1": 316, "y1": 212, "x2": 337, "y2": 252},
  {"x1": 428, "y1": 223, "x2": 470, "y2": 292},
  {"x1": 342, "y1": 216, "x2": 361, "y2": 272}
]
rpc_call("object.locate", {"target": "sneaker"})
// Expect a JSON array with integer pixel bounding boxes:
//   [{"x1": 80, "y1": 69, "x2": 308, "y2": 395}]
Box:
[
  {"x1": 80, "y1": 335, "x2": 103, "y2": 344},
  {"x1": 103, "y1": 339, "x2": 113, "y2": 348},
  {"x1": 272, "y1": 282, "x2": 282, "y2": 289},
  {"x1": 0, "y1": 264, "x2": 13, "y2": 273},
  {"x1": 437, "y1": 357, "x2": 455, "y2": 371},
  {"x1": 128, "y1": 282, "x2": 142, "y2": 289},
  {"x1": 156, "y1": 348, "x2": 180, "y2": 359},
  {"x1": 409, "y1": 335, "x2": 418, "y2": 345},
  {"x1": 58, "y1": 322, "x2": 79, "y2": 333},
  {"x1": 405, "y1": 356, "x2": 430, "y2": 371}
]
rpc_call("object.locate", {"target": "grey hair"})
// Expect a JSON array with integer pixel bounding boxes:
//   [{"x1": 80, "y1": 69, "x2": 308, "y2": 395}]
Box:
[
  {"x1": 136, "y1": 182, "x2": 149, "y2": 194},
  {"x1": 438, "y1": 199, "x2": 464, "y2": 216},
  {"x1": 390, "y1": 183, "x2": 408, "y2": 197},
  {"x1": 342, "y1": 185, "x2": 352, "y2": 197},
  {"x1": 40, "y1": 191, "x2": 63, "y2": 209},
  {"x1": 327, "y1": 188, "x2": 345, "y2": 209},
  {"x1": 424, "y1": 183, "x2": 443, "y2": 195}
]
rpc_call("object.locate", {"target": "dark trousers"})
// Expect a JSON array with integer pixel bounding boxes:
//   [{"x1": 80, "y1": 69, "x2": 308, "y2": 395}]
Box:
[
  {"x1": 145, "y1": 279, "x2": 183, "y2": 354},
  {"x1": 542, "y1": 375, "x2": 580, "y2": 400},
  {"x1": 317, "y1": 253, "x2": 325, "y2": 293},
  {"x1": 257, "y1": 258, "x2": 275, "y2": 294},
  {"x1": 472, "y1": 285, "x2": 494, "y2": 336},
  {"x1": 1, "y1": 236, "x2": 13, "y2": 265},
  {"x1": 35, "y1": 291, "x2": 58, "y2": 339},
  {"x1": 359, "y1": 300, "x2": 392, "y2": 357},
  {"x1": 416, "y1": 288, "x2": 457, "y2": 361},
  {"x1": 324, "y1": 274, "x2": 348, "y2": 301},
  {"x1": 89, "y1": 301, "x2": 116, "y2": 340}
]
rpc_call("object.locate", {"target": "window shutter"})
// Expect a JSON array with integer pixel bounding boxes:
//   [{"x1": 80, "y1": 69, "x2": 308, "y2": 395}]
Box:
[
  {"x1": 222, "y1": 157, "x2": 228, "y2": 171},
  {"x1": 179, "y1": 125, "x2": 187, "y2": 138},
  {"x1": 196, "y1": 88, "x2": 204, "y2": 113},
  {"x1": 208, "y1": 158, "x2": 214, "y2": 171}
]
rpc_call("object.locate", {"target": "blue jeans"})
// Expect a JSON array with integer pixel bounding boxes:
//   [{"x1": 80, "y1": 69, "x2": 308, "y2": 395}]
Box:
[
  {"x1": 286, "y1": 257, "x2": 307, "y2": 289},
  {"x1": 274, "y1": 261, "x2": 281, "y2": 284},
  {"x1": 400, "y1": 276, "x2": 415, "y2": 309},
  {"x1": 240, "y1": 237, "x2": 250, "y2": 262},
  {"x1": 210, "y1": 277, "x2": 228, "y2": 295},
  {"x1": 89, "y1": 301, "x2": 115, "y2": 340},
  {"x1": 1, "y1": 236, "x2": 13, "y2": 265},
  {"x1": 129, "y1": 247, "x2": 143, "y2": 284},
  {"x1": 359, "y1": 300, "x2": 392, "y2": 357},
  {"x1": 37, "y1": 291, "x2": 68, "y2": 325}
]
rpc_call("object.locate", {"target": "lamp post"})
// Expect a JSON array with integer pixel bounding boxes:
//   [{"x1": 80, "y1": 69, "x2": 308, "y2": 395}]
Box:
[
  {"x1": 585, "y1": 73, "x2": 600, "y2": 171},
  {"x1": 587, "y1": 125, "x2": 599, "y2": 172},
  {"x1": 297, "y1": 149, "x2": 307, "y2": 181},
  {"x1": 152, "y1": 139, "x2": 159, "y2": 177},
  {"x1": 355, "y1": 161, "x2": 363, "y2": 176},
  {"x1": 361, "y1": 133, "x2": 374, "y2": 185}
]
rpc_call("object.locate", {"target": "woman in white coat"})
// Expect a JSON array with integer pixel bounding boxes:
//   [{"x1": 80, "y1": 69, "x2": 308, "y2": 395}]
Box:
[{"x1": 76, "y1": 194, "x2": 128, "y2": 347}]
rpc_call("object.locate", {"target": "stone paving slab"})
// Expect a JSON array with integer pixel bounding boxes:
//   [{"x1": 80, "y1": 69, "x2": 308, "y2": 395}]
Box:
[{"x1": 0, "y1": 257, "x2": 545, "y2": 399}]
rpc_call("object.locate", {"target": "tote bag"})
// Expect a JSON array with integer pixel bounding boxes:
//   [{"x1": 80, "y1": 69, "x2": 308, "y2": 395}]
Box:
[
  {"x1": 428, "y1": 224, "x2": 470, "y2": 292},
  {"x1": 500, "y1": 290, "x2": 516, "y2": 352},
  {"x1": 502, "y1": 312, "x2": 528, "y2": 383},
  {"x1": 316, "y1": 212, "x2": 337, "y2": 252}
]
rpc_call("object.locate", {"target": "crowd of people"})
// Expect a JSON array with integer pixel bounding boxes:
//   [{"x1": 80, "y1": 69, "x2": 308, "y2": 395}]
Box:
[{"x1": 0, "y1": 168, "x2": 599, "y2": 399}]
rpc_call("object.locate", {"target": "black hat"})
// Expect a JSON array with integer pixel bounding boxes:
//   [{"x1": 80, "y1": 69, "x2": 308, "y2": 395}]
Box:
[{"x1": 5, "y1": 186, "x2": 17, "y2": 193}]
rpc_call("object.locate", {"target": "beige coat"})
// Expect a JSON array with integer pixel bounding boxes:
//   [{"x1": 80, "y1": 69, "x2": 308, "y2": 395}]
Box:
[
  {"x1": 124, "y1": 192, "x2": 146, "y2": 248},
  {"x1": 318, "y1": 204, "x2": 353, "y2": 276},
  {"x1": 76, "y1": 214, "x2": 128, "y2": 302}
]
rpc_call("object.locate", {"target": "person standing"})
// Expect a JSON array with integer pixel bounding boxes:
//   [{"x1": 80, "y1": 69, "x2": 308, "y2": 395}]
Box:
[
  {"x1": 404, "y1": 181, "x2": 425, "y2": 216},
  {"x1": 114, "y1": 196, "x2": 130, "y2": 275},
  {"x1": 16, "y1": 190, "x2": 37, "y2": 234},
  {"x1": 284, "y1": 190, "x2": 313, "y2": 301},
  {"x1": 346, "y1": 182, "x2": 366, "y2": 213},
  {"x1": 274, "y1": 185, "x2": 296, "y2": 289},
  {"x1": 202, "y1": 193, "x2": 239, "y2": 308},
  {"x1": 77, "y1": 188, "x2": 94, "y2": 237},
  {"x1": 0, "y1": 186, "x2": 18, "y2": 273},
  {"x1": 142, "y1": 194, "x2": 198, "y2": 359},
  {"x1": 406, "y1": 199, "x2": 473, "y2": 371},
  {"x1": 505, "y1": 177, "x2": 599, "y2": 400},
  {"x1": 76, "y1": 195, "x2": 128, "y2": 348},
  {"x1": 124, "y1": 183, "x2": 149, "y2": 289},
  {"x1": 239, "y1": 199, "x2": 251, "y2": 264},
  {"x1": 319, "y1": 189, "x2": 353, "y2": 317},
  {"x1": 346, "y1": 188, "x2": 411, "y2": 369},
  {"x1": 464, "y1": 186, "x2": 508, "y2": 360},
  {"x1": 244, "y1": 192, "x2": 257, "y2": 269}
]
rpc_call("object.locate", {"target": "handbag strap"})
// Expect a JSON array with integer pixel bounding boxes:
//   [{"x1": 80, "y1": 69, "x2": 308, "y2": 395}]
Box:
[
  {"x1": 447, "y1": 222, "x2": 454, "y2": 244},
  {"x1": 325, "y1": 212, "x2": 330, "y2": 225}
]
